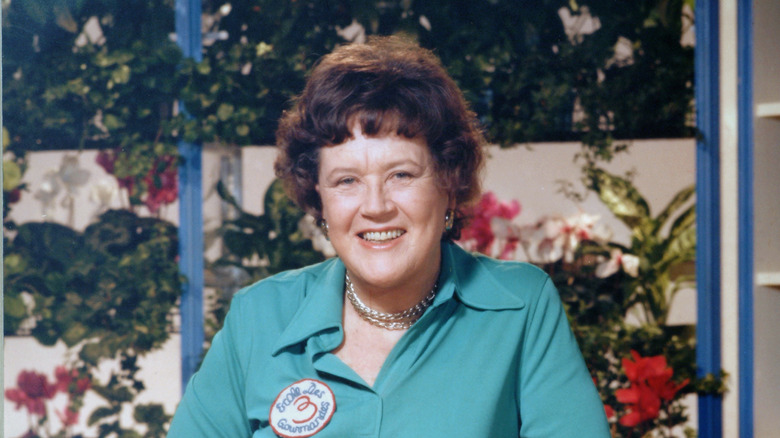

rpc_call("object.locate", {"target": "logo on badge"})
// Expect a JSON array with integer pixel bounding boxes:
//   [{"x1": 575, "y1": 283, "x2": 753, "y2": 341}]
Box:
[{"x1": 270, "y1": 379, "x2": 336, "y2": 437}]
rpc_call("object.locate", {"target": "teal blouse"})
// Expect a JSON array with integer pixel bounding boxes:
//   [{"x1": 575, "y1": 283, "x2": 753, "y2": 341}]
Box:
[{"x1": 168, "y1": 242, "x2": 610, "y2": 437}]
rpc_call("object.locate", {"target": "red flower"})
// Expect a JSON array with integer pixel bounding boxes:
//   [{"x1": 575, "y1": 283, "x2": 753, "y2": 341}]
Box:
[
  {"x1": 616, "y1": 350, "x2": 689, "y2": 427},
  {"x1": 96, "y1": 150, "x2": 117, "y2": 174},
  {"x1": 7, "y1": 188, "x2": 22, "y2": 204},
  {"x1": 143, "y1": 155, "x2": 178, "y2": 213},
  {"x1": 604, "y1": 404, "x2": 616, "y2": 420},
  {"x1": 615, "y1": 383, "x2": 661, "y2": 426},
  {"x1": 4, "y1": 370, "x2": 57, "y2": 417}
]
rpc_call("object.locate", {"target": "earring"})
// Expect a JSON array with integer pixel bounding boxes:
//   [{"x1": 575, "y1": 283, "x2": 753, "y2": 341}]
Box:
[
  {"x1": 444, "y1": 209, "x2": 455, "y2": 231},
  {"x1": 318, "y1": 218, "x2": 329, "y2": 240}
]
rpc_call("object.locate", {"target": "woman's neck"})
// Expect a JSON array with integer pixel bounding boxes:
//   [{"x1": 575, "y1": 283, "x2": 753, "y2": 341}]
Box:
[{"x1": 345, "y1": 267, "x2": 440, "y2": 315}]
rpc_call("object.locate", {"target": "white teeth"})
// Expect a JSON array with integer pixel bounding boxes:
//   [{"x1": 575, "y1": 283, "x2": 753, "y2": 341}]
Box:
[{"x1": 362, "y1": 230, "x2": 404, "y2": 242}]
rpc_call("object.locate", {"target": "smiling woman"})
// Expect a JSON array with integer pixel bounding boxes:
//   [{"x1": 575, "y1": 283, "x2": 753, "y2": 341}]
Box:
[{"x1": 168, "y1": 36, "x2": 610, "y2": 437}]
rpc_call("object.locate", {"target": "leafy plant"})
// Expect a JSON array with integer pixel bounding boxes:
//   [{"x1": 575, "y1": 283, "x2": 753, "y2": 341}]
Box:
[
  {"x1": 2, "y1": 0, "x2": 183, "y2": 210},
  {"x1": 4, "y1": 209, "x2": 182, "y2": 437},
  {"x1": 585, "y1": 167, "x2": 695, "y2": 325},
  {"x1": 182, "y1": 0, "x2": 694, "y2": 162},
  {"x1": 178, "y1": 0, "x2": 352, "y2": 146},
  {"x1": 206, "y1": 179, "x2": 328, "y2": 335}
]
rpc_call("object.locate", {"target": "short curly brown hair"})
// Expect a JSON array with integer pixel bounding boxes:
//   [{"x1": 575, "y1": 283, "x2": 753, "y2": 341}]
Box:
[{"x1": 274, "y1": 36, "x2": 485, "y2": 239}]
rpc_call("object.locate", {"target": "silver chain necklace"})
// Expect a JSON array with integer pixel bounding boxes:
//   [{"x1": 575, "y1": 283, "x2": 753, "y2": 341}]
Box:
[{"x1": 344, "y1": 271, "x2": 437, "y2": 330}]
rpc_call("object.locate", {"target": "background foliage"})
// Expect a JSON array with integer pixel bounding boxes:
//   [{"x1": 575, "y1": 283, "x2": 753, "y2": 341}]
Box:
[{"x1": 181, "y1": 0, "x2": 695, "y2": 161}]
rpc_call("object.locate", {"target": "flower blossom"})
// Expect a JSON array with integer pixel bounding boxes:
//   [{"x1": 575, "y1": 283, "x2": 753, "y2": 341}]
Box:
[
  {"x1": 4, "y1": 370, "x2": 57, "y2": 417},
  {"x1": 143, "y1": 155, "x2": 178, "y2": 213},
  {"x1": 595, "y1": 248, "x2": 640, "y2": 278},
  {"x1": 56, "y1": 405, "x2": 80, "y2": 427},
  {"x1": 54, "y1": 366, "x2": 91, "y2": 395},
  {"x1": 459, "y1": 191, "x2": 521, "y2": 259},
  {"x1": 57, "y1": 155, "x2": 90, "y2": 196},
  {"x1": 97, "y1": 150, "x2": 179, "y2": 213},
  {"x1": 517, "y1": 211, "x2": 611, "y2": 264},
  {"x1": 615, "y1": 350, "x2": 689, "y2": 427}
]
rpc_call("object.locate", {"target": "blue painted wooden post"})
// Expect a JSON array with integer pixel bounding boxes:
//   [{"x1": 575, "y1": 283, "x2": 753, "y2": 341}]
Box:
[
  {"x1": 694, "y1": 0, "x2": 722, "y2": 436},
  {"x1": 737, "y1": 0, "x2": 754, "y2": 435},
  {"x1": 175, "y1": 0, "x2": 204, "y2": 392}
]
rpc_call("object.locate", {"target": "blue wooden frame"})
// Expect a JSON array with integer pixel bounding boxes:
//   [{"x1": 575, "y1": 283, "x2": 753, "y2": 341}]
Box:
[
  {"x1": 737, "y1": 0, "x2": 754, "y2": 435},
  {"x1": 694, "y1": 0, "x2": 722, "y2": 436},
  {"x1": 175, "y1": 0, "x2": 204, "y2": 392}
]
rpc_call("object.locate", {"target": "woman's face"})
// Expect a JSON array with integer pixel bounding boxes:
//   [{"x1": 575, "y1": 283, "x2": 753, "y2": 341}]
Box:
[{"x1": 316, "y1": 126, "x2": 451, "y2": 294}]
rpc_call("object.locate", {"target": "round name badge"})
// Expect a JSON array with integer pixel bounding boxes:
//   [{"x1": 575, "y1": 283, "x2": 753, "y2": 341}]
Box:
[{"x1": 269, "y1": 379, "x2": 336, "y2": 438}]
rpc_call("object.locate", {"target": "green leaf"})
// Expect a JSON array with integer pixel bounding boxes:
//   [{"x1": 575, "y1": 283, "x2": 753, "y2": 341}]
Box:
[
  {"x1": 4, "y1": 253, "x2": 28, "y2": 275},
  {"x1": 31, "y1": 320, "x2": 61, "y2": 346},
  {"x1": 217, "y1": 103, "x2": 235, "y2": 121},
  {"x1": 662, "y1": 214, "x2": 697, "y2": 265},
  {"x1": 654, "y1": 185, "x2": 695, "y2": 234},
  {"x1": 196, "y1": 60, "x2": 212, "y2": 75},
  {"x1": 588, "y1": 168, "x2": 650, "y2": 229},
  {"x1": 80, "y1": 341, "x2": 109, "y2": 366},
  {"x1": 3, "y1": 159, "x2": 23, "y2": 190},
  {"x1": 4, "y1": 294, "x2": 28, "y2": 318},
  {"x1": 236, "y1": 124, "x2": 250, "y2": 137},
  {"x1": 667, "y1": 204, "x2": 696, "y2": 243},
  {"x1": 62, "y1": 322, "x2": 89, "y2": 347},
  {"x1": 20, "y1": 0, "x2": 49, "y2": 25},
  {"x1": 88, "y1": 406, "x2": 120, "y2": 426}
]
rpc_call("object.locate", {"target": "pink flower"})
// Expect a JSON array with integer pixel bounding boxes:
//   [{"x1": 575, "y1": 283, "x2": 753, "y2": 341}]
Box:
[
  {"x1": 56, "y1": 405, "x2": 80, "y2": 427},
  {"x1": 54, "y1": 366, "x2": 91, "y2": 395},
  {"x1": 459, "y1": 192, "x2": 521, "y2": 258},
  {"x1": 4, "y1": 370, "x2": 57, "y2": 417}
]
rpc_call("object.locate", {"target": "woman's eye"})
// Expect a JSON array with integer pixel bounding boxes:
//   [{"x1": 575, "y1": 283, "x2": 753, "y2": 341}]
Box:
[
  {"x1": 393, "y1": 171, "x2": 412, "y2": 179},
  {"x1": 338, "y1": 177, "x2": 356, "y2": 185}
]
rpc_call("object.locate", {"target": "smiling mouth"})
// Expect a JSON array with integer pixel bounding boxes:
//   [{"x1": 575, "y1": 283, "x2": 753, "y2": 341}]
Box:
[{"x1": 360, "y1": 229, "x2": 406, "y2": 242}]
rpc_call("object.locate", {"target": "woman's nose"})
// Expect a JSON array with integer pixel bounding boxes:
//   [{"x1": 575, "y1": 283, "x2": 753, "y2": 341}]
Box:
[{"x1": 360, "y1": 183, "x2": 394, "y2": 218}]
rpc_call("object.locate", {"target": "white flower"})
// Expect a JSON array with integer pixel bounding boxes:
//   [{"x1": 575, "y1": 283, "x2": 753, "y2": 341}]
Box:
[
  {"x1": 58, "y1": 155, "x2": 90, "y2": 195},
  {"x1": 516, "y1": 212, "x2": 613, "y2": 265},
  {"x1": 596, "y1": 249, "x2": 640, "y2": 278},
  {"x1": 34, "y1": 170, "x2": 62, "y2": 204},
  {"x1": 90, "y1": 178, "x2": 119, "y2": 208},
  {"x1": 620, "y1": 254, "x2": 640, "y2": 277},
  {"x1": 517, "y1": 219, "x2": 566, "y2": 264},
  {"x1": 298, "y1": 215, "x2": 336, "y2": 258},
  {"x1": 595, "y1": 250, "x2": 621, "y2": 278}
]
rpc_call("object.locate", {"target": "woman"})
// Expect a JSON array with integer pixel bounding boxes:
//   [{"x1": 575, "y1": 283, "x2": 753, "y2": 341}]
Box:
[{"x1": 169, "y1": 36, "x2": 609, "y2": 437}]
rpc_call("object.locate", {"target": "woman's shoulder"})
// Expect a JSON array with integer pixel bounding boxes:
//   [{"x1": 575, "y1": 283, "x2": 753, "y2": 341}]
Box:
[
  {"x1": 449, "y1": 243, "x2": 548, "y2": 283},
  {"x1": 228, "y1": 258, "x2": 342, "y2": 321},
  {"x1": 446, "y1": 243, "x2": 553, "y2": 309}
]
